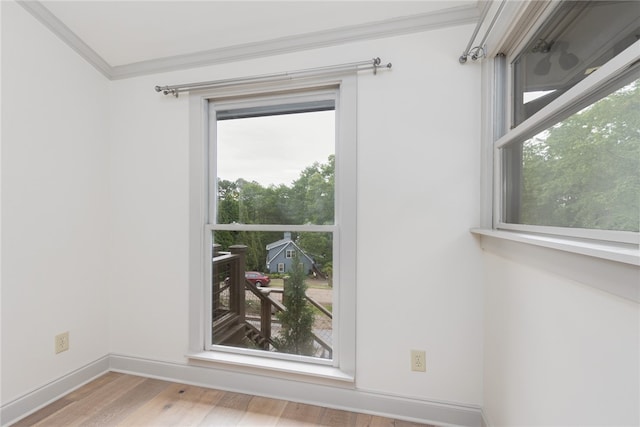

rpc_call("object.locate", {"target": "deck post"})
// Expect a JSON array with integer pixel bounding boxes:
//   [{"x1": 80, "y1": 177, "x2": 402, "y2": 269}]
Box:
[
  {"x1": 260, "y1": 290, "x2": 272, "y2": 350},
  {"x1": 229, "y1": 245, "x2": 247, "y2": 321},
  {"x1": 211, "y1": 244, "x2": 223, "y2": 319}
]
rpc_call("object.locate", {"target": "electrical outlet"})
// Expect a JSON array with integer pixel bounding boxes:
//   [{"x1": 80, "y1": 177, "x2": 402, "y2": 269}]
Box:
[
  {"x1": 411, "y1": 350, "x2": 426, "y2": 372},
  {"x1": 55, "y1": 332, "x2": 69, "y2": 354}
]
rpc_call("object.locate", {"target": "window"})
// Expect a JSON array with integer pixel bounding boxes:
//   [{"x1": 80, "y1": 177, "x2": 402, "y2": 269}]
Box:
[
  {"x1": 495, "y1": 0, "x2": 640, "y2": 244},
  {"x1": 188, "y1": 75, "x2": 356, "y2": 379}
]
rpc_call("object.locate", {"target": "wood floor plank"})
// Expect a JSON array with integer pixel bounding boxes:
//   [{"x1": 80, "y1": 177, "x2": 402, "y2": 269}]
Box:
[
  {"x1": 316, "y1": 407, "x2": 360, "y2": 426},
  {"x1": 118, "y1": 383, "x2": 225, "y2": 426},
  {"x1": 11, "y1": 373, "x2": 438, "y2": 427},
  {"x1": 354, "y1": 413, "x2": 396, "y2": 427},
  {"x1": 394, "y1": 420, "x2": 437, "y2": 427},
  {"x1": 197, "y1": 390, "x2": 252, "y2": 426},
  {"x1": 276, "y1": 401, "x2": 323, "y2": 426},
  {"x1": 237, "y1": 395, "x2": 287, "y2": 426},
  {"x1": 11, "y1": 372, "x2": 125, "y2": 427},
  {"x1": 10, "y1": 396, "x2": 75, "y2": 427},
  {"x1": 63, "y1": 372, "x2": 124, "y2": 402},
  {"x1": 29, "y1": 373, "x2": 147, "y2": 427},
  {"x1": 78, "y1": 377, "x2": 171, "y2": 426}
]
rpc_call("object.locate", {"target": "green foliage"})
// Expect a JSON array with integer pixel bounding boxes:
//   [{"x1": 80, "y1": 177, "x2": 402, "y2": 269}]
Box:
[
  {"x1": 274, "y1": 255, "x2": 315, "y2": 356},
  {"x1": 297, "y1": 232, "x2": 332, "y2": 275},
  {"x1": 520, "y1": 80, "x2": 639, "y2": 232},
  {"x1": 214, "y1": 156, "x2": 335, "y2": 271}
]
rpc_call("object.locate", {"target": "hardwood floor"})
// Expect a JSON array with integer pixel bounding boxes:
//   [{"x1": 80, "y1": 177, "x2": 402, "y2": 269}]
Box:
[{"x1": 12, "y1": 373, "x2": 435, "y2": 426}]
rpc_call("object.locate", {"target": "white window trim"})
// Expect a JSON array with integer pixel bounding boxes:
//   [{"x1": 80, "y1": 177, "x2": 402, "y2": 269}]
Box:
[
  {"x1": 187, "y1": 74, "x2": 357, "y2": 383},
  {"x1": 474, "y1": 1, "x2": 639, "y2": 300}
]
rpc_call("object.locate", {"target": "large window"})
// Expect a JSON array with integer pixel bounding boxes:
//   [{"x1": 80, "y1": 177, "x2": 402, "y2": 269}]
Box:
[
  {"x1": 189, "y1": 77, "x2": 356, "y2": 378},
  {"x1": 209, "y1": 93, "x2": 336, "y2": 362},
  {"x1": 496, "y1": 0, "x2": 640, "y2": 243}
]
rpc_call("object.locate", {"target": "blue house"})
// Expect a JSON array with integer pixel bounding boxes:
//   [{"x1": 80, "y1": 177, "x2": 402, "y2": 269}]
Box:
[{"x1": 266, "y1": 232, "x2": 315, "y2": 274}]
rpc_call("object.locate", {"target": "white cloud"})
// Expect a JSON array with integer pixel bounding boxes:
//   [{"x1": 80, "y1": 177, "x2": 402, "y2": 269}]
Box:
[{"x1": 217, "y1": 110, "x2": 335, "y2": 186}]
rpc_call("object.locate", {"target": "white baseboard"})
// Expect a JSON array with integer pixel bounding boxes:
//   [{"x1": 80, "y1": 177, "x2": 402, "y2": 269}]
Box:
[
  {"x1": 0, "y1": 355, "x2": 110, "y2": 427},
  {"x1": 110, "y1": 354, "x2": 482, "y2": 427},
  {"x1": 2, "y1": 354, "x2": 482, "y2": 427}
]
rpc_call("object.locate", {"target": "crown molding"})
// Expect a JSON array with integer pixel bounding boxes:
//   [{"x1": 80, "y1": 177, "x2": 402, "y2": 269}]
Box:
[
  {"x1": 16, "y1": 0, "x2": 113, "y2": 79},
  {"x1": 18, "y1": 1, "x2": 479, "y2": 80}
]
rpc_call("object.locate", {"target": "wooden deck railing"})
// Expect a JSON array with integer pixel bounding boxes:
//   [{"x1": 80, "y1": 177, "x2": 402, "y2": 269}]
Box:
[{"x1": 212, "y1": 244, "x2": 333, "y2": 358}]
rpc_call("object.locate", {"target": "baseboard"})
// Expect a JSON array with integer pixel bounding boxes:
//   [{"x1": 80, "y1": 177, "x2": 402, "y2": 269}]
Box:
[
  {"x1": 0, "y1": 355, "x2": 110, "y2": 426},
  {"x1": 110, "y1": 354, "x2": 482, "y2": 427},
  {"x1": 1, "y1": 354, "x2": 482, "y2": 427}
]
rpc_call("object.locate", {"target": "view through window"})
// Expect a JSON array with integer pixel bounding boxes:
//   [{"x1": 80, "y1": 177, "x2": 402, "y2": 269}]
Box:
[
  {"x1": 210, "y1": 101, "x2": 336, "y2": 361},
  {"x1": 501, "y1": 0, "x2": 640, "y2": 237},
  {"x1": 503, "y1": 78, "x2": 639, "y2": 232}
]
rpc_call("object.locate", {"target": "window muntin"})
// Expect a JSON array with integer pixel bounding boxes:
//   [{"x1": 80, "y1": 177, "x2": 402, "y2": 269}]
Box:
[
  {"x1": 497, "y1": 0, "x2": 640, "y2": 243},
  {"x1": 512, "y1": 1, "x2": 640, "y2": 126},
  {"x1": 207, "y1": 91, "x2": 338, "y2": 364}
]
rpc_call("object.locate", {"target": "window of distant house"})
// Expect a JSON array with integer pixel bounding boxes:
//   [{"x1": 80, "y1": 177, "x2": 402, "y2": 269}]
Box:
[
  {"x1": 197, "y1": 81, "x2": 356, "y2": 374},
  {"x1": 497, "y1": 0, "x2": 639, "y2": 243}
]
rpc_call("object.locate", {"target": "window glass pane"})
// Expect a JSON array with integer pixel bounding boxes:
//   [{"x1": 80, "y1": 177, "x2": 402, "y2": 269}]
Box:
[
  {"x1": 212, "y1": 231, "x2": 333, "y2": 360},
  {"x1": 216, "y1": 108, "x2": 335, "y2": 225},
  {"x1": 512, "y1": 1, "x2": 640, "y2": 126},
  {"x1": 503, "y1": 79, "x2": 640, "y2": 232}
]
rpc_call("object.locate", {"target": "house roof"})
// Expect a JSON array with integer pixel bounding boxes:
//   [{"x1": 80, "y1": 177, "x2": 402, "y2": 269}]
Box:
[
  {"x1": 266, "y1": 239, "x2": 315, "y2": 266},
  {"x1": 266, "y1": 238, "x2": 290, "y2": 251}
]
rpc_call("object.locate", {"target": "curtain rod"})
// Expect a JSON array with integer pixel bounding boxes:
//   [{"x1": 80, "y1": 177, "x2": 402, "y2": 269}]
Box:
[
  {"x1": 459, "y1": 0, "x2": 506, "y2": 63},
  {"x1": 154, "y1": 57, "x2": 392, "y2": 97}
]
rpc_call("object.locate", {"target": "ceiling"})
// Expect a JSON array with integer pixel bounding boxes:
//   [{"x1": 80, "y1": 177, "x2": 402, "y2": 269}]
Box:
[{"x1": 22, "y1": 1, "x2": 479, "y2": 79}]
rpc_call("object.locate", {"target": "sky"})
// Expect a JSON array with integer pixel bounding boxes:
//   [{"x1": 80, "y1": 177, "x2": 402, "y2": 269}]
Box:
[{"x1": 216, "y1": 110, "x2": 335, "y2": 187}]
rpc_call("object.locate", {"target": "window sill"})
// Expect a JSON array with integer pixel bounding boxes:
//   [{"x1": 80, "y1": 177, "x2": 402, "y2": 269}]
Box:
[
  {"x1": 471, "y1": 228, "x2": 639, "y2": 302},
  {"x1": 471, "y1": 228, "x2": 639, "y2": 266},
  {"x1": 186, "y1": 351, "x2": 354, "y2": 385}
]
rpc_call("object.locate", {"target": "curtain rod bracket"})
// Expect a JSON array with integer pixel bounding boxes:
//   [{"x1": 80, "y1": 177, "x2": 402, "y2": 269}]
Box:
[
  {"x1": 459, "y1": 0, "x2": 506, "y2": 64},
  {"x1": 460, "y1": 45, "x2": 486, "y2": 63},
  {"x1": 372, "y1": 57, "x2": 392, "y2": 75},
  {"x1": 155, "y1": 85, "x2": 179, "y2": 97}
]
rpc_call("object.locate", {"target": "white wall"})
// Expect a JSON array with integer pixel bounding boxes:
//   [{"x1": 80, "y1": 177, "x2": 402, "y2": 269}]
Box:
[
  {"x1": 1, "y1": 1, "x2": 111, "y2": 404},
  {"x1": 3, "y1": 2, "x2": 638, "y2": 424},
  {"x1": 483, "y1": 251, "x2": 639, "y2": 426},
  {"x1": 107, "y1": 26, "x2": 484, "y2": 407}
]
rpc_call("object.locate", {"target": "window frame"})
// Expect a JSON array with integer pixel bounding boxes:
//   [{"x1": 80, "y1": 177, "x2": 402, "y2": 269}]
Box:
[
  {"x1": 187, "y1": 74, "x2": 357, "y2": 382},
  {"x1": 491, "y1": 1, "x2": 640, "y2": 246}
]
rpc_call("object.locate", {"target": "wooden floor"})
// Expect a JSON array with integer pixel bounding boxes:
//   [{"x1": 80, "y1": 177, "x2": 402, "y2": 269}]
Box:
[{"x1": 13, "y1": 372, "x2": 435, "y2": 426}]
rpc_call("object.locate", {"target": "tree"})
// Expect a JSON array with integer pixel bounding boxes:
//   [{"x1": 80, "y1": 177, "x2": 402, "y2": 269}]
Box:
[
  {"x1": 274, "y1": 255, "x2": 315, "y2": 356},
  {"x1": 520, "y1": 80, "x2": 639, "y2": 232},
  {"x1": 297, "y1": 232, "x2": 332, "y2": 275},
  {"x1": 215, "y1": 179, "x2": 239, "y2": 249},
  {"x1": 215, "y1": 156, "x2": 336, "y2": 271},
  {"x1": 289, "y1": 155, "x2": 335, "y2": 225}
]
